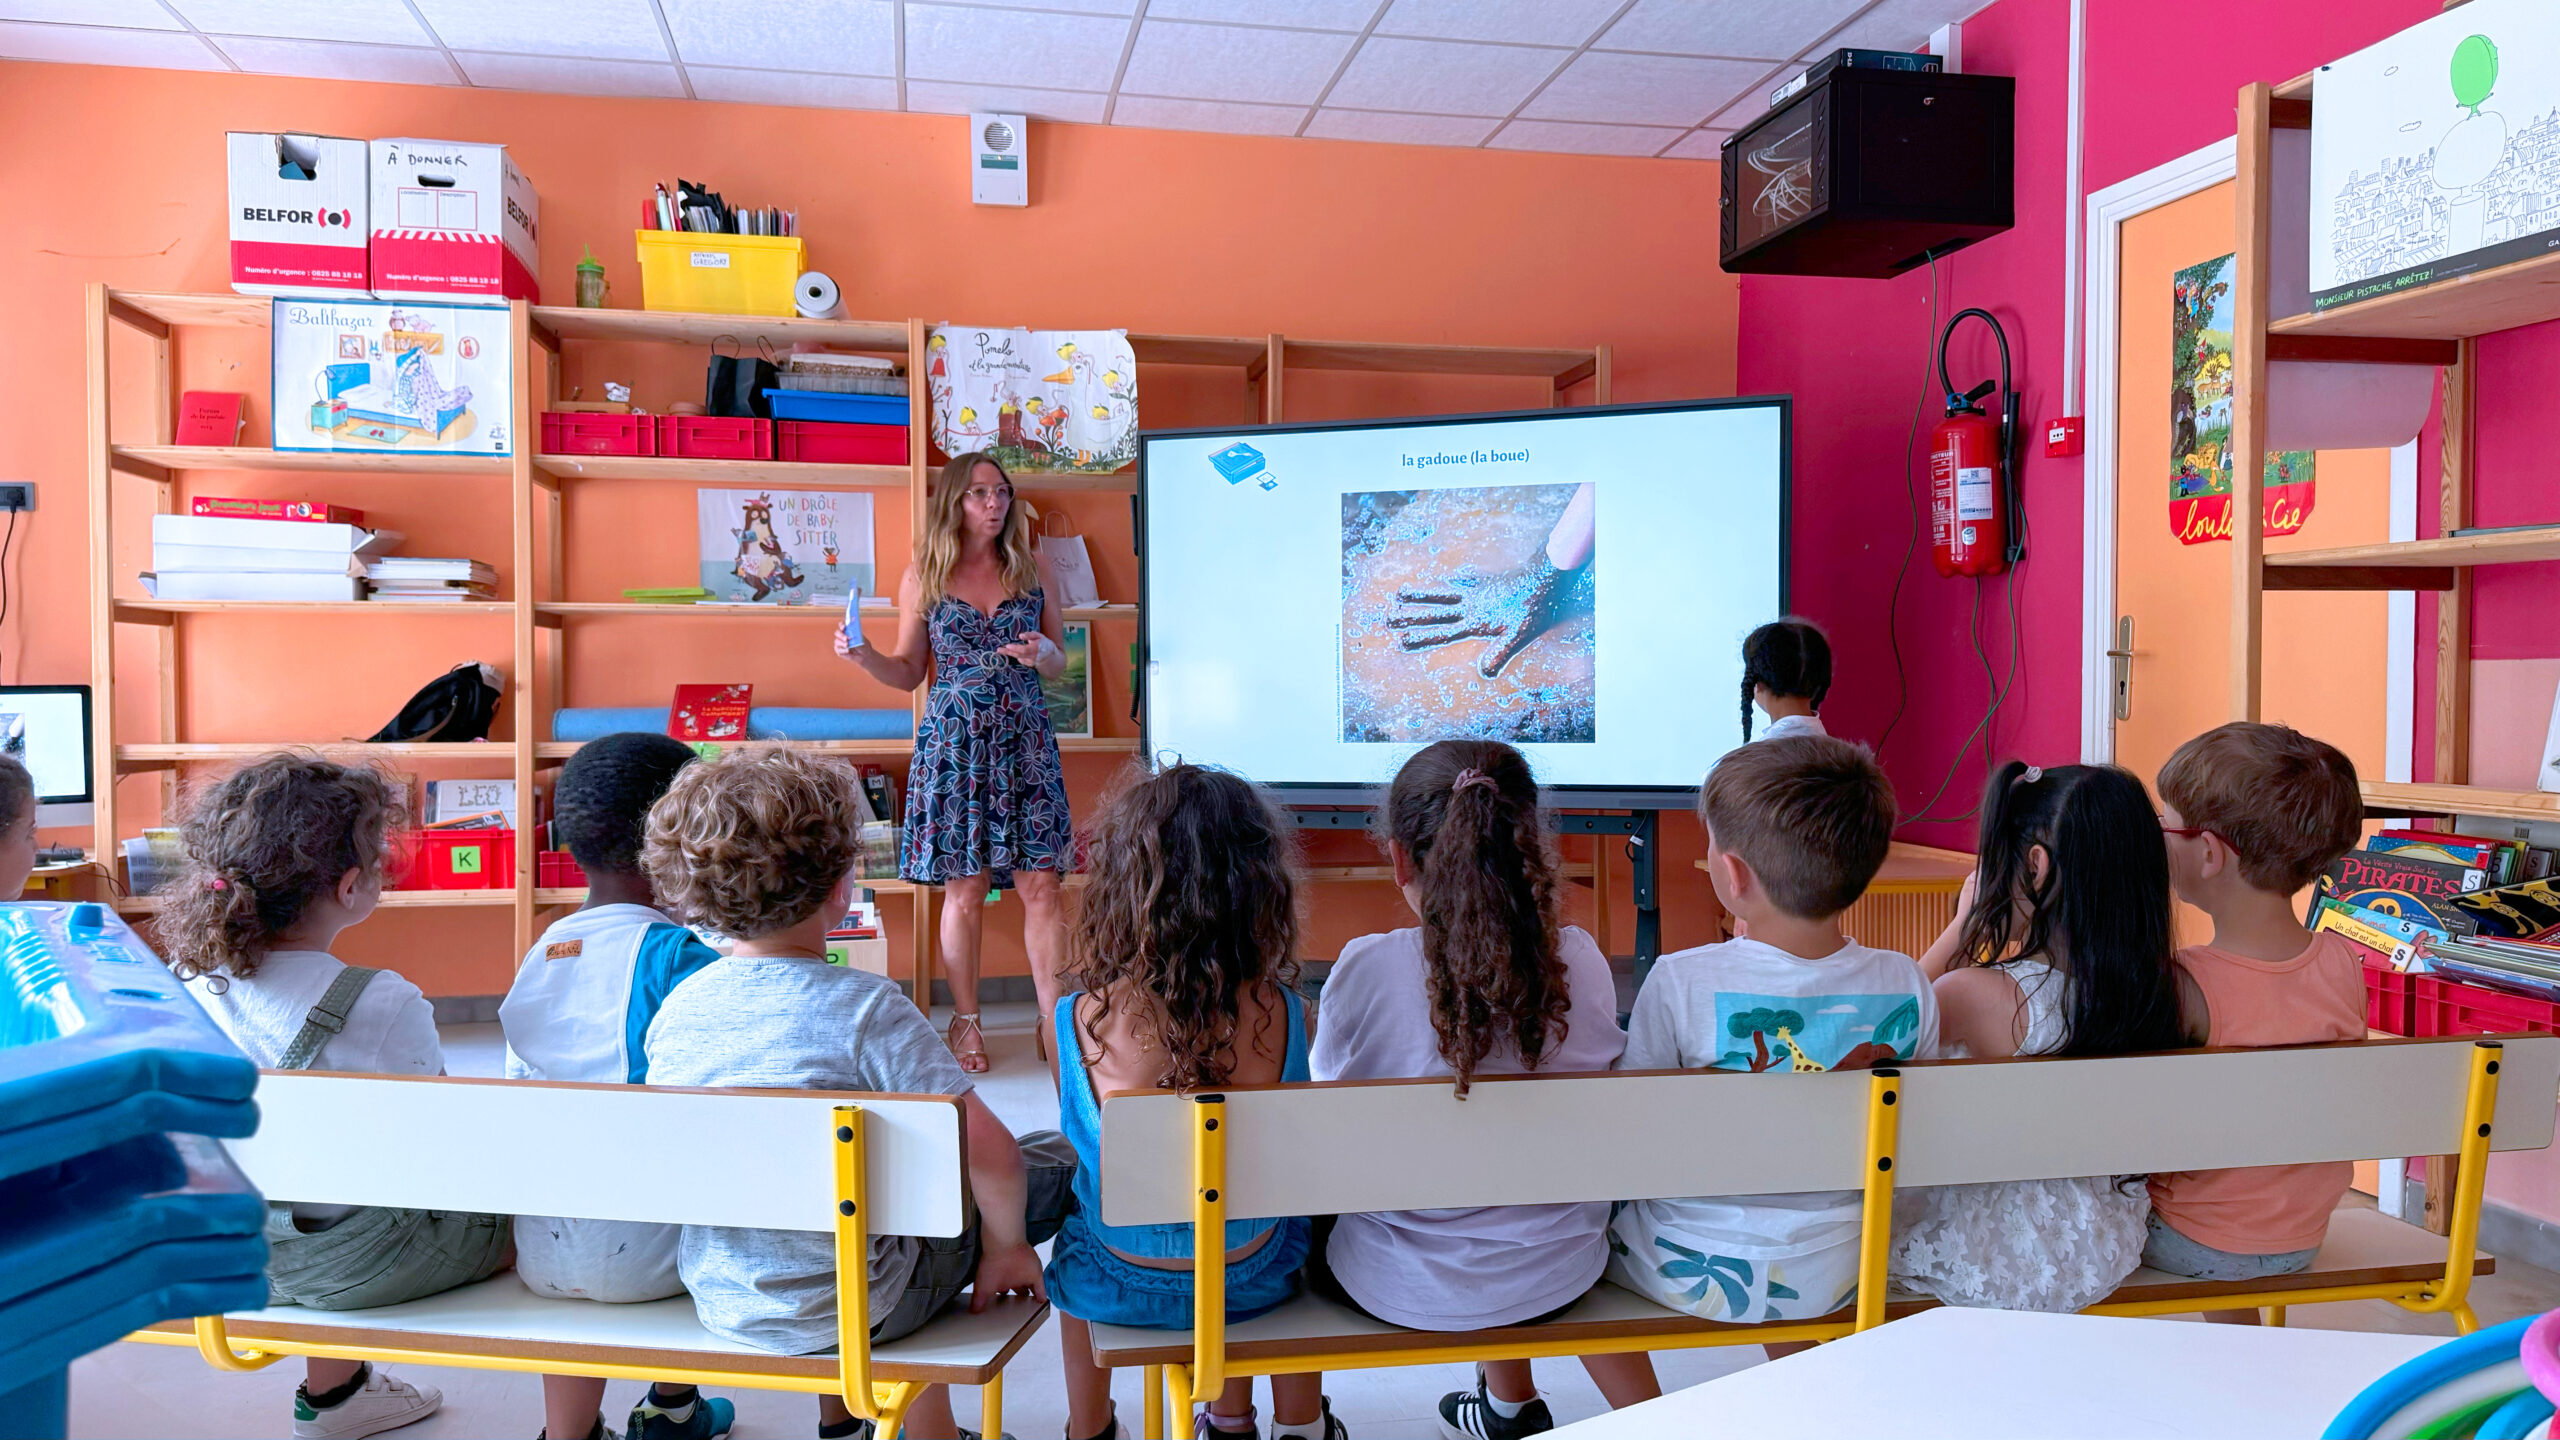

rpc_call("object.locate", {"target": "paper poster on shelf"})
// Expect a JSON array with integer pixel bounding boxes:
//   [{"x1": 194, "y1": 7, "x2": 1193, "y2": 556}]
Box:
[
  {"x1": 271, "y1": 298, "x2": 513, "y2": 454},
  {"x1": 2310, "y1": 0, "x2": 2560, "y2": 309},
  {"x1": 2169, "y1": 253, "x2": 2314, "y2": 545},
  {"x1": 696, "y1": 488, "x2": 873, "y2": 604},
  {"x1": 1041, "y1": 621, "x2": 1092, "y2": 740},
  {"x1": 926, "y1": 326, "x2": 1137, "y2": 474}
]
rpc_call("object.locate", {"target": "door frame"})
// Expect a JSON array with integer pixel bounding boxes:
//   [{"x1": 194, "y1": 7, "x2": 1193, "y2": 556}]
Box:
[{"x1": 2078, "y1": 137, "x2": 2415, "y2": 776}]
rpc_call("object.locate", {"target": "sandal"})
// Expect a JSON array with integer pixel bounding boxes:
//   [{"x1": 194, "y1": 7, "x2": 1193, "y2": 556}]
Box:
[{"x1": 946, "y1": 1012, "x2": 991, "y2": 1074}]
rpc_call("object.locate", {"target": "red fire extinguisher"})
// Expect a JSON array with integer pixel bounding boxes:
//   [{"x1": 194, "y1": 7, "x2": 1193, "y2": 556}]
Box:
[{"x1": 1929, "y1": 307, "x2": 2023, "y2": 577}]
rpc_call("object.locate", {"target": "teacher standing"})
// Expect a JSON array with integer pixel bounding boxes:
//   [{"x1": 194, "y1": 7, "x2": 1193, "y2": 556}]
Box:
[{"x1": 835, "y1": 451, "x2": 1072, "y2": 1073}]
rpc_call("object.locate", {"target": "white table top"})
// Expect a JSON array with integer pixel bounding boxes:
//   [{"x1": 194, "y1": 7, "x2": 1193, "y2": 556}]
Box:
[{"x1": 1549, "y1": 1309, "x2": 2447, "y2": 1439}]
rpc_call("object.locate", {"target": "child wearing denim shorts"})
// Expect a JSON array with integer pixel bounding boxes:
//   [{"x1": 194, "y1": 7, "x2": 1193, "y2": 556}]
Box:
[{"x1": 1048, "y1": 764, "x2": 1343, "y2": 1440}]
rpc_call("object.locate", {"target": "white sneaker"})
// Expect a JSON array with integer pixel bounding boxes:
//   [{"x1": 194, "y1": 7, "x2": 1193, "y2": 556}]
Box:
[{"x1": 291, "y1": 1365, "x2": 443, "y2": 1439}]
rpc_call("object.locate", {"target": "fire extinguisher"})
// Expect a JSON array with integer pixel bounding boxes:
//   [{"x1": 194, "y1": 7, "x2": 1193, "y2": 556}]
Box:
[{"x1": 1929, "y1": 307, "x2": 2024, "y2": 577}]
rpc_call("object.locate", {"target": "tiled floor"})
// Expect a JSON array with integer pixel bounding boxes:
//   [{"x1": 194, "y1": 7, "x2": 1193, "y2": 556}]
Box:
[{"x1": 68, "y1": 1021, "x2": 2560, "y2": 1439}]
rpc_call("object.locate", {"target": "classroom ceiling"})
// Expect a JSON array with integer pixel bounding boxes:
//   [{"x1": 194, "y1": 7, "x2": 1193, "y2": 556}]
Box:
[{"x1": 0, "y1": 0, "x2": 1984, "y2": 160}]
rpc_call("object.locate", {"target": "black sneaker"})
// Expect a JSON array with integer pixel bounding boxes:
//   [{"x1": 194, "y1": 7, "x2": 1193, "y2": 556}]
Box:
[
  {"x1": 1436, "y1": 1377, "x2": 1550, "y2": 1440},
  {"x1": 1277, "y1": 1397, "x2": 1350, "y2": 1440}
]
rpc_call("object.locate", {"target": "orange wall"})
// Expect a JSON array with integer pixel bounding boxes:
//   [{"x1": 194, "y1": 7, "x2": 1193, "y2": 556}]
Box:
[{"x1": 1, "y1": 61, "x2": 1738, "y2": 995}]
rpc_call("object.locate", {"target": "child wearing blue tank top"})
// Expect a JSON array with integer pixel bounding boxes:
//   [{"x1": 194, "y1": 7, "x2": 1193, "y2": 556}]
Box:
[{"x1": 1048, "y1": 764, "x2": 1345, "y2": 1440}]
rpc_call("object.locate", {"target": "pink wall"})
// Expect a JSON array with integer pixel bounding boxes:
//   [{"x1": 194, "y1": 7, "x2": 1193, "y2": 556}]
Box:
[{"x1": 1742, "y1": 0, "x2": 2560, "y2": 848}]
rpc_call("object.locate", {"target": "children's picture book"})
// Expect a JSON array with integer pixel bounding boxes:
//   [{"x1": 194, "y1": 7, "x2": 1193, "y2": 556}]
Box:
[
  {"x1": 2371, "y1": 831, "x2": 2521, "y2": 884},
  {"x1": 2321, "y1": 848, "x2": 2492, "y2": 903},
  {"x1": 2314, "y1": 896, "x2": 2444, "y2": 969},
  {"x1": 191, "y1": 495, "x2": 364, "y2": 525},
  {"x1": 2450, "y1": 877, "x2": 2560, "y2": 940},
  {"x1": 174, "y1": 392, "x2": 248, "y2": 447},
  {"x1": 696, "y1": 488, "x2": 872, "y2": 604},
  {"x1": 1041, "y1": 620, "x2": 1092, "y2": 739},
  {"x1": 669, "y1": 683, "x2": 751, "y2": 741}
]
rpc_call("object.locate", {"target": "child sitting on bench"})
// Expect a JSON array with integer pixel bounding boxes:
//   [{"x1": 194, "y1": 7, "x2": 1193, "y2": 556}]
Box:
[
  {"x1": 167, "y1": 752, "x2": 511, "y2": 1440},
  {"x1": 500, "y1": 733, "x2": 733, "y2": 1440},
  {"x1": 1047, "y1": 763, "x2": 1343, "y2": 1440},
  {"x1": 638, "y1": 748, "x2": 1072, "y2": 1440}
]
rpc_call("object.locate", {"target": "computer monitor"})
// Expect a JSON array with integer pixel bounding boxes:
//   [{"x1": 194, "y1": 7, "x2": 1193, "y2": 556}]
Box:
[{"x1": 0, "y1": 685, "x2": 94, "y2": 829}]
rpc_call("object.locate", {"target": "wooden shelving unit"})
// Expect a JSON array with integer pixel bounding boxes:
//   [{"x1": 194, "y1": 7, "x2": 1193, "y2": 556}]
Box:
[
  {"x1": 89, "y1": 285, "x2": 1612, "y2": 1002},
  {"x1": 2228, "y1": 76, "x2": 2558, "y2": 836}
]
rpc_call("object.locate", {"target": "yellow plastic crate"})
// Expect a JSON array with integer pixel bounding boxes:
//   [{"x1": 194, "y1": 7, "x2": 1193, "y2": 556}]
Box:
[{"x1": 634, "y1": 230, "x2": 807, "y2": 317}]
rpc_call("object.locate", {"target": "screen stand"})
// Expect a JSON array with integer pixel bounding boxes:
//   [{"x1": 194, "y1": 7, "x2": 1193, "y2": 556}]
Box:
[{"x1": 1288, "y1": 807, "x2": 1661, "y2": 976}]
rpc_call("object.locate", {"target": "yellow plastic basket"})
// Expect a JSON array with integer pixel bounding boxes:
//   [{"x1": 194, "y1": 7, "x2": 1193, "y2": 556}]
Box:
[{"x1": 634, "y1": 230, "x2": 807, "y2": 317}]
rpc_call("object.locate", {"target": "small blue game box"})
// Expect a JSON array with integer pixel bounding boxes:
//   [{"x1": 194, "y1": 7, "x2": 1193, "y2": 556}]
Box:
[{"x1": 1209, "y1": 442, "x2": 1266, "y2": 484}]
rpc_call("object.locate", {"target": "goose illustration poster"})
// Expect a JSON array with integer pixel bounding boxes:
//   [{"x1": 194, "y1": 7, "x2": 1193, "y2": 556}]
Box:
[
  {"x1": 2310, "y1": 0, "x2": 2560, "y2": 308},
  {"x1": 926, "y1": 326, "x2": 1139, "y2": 475}
]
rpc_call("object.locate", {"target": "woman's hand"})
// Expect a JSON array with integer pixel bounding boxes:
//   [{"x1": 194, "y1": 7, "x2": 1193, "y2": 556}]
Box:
[
  {"x1": 998, "y1": 630, "x2": 1066, "y2": 679},
  {"x1": 833, "y1": 626, "x2": 871, "y2": 662}
]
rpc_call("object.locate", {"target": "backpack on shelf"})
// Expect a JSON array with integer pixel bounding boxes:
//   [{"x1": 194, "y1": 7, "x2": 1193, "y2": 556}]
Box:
[{"x1": 369, "y1": 662, "x2": 503, "y2": 743}]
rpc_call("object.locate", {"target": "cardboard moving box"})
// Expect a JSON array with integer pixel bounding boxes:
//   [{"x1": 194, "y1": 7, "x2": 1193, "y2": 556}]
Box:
[
  {"x1": 228, "y1": 132, "x2": 370, "y2": 296},
  {"x1": 369, "y1": 138, "x2": 539, "y2": 303}
]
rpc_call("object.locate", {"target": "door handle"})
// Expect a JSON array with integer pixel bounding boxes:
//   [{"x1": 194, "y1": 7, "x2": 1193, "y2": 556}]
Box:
[{"x1": 2106, "y1": 615, "x2": 2134, "y2": 722}]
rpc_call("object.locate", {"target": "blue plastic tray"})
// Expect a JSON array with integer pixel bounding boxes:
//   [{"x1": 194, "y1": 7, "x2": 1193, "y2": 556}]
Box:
[
  {"x1": 762, "y1": 388, "x2": 911, "y2": 425},
  {"x1": 0, "y1": 1133, "x2": 267, "y2": 1310},
  {"x1": 0, "y1": 905, "x2": 258, "y2": 1184}
]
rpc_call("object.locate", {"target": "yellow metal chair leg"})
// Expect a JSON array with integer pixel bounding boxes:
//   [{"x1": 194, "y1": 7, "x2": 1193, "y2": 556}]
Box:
[
  {"x1": 2265, "y1": 1306, "x2": 2287, "y2": 1327},
  {"x1": 1854, "y1": 1070, "x2": 1902, "y2": 1332},
  {"x1": 874, "y1": 1380, "x2": 919, "y2": 1439},
  {"x1": 2454, "y1": 1302, "x2": 2482, "y2": 1336},
  {"x1": 1165, "y1": 1364, "x2": 1193, "y2": 1435},
  {"x1": 1144, "y1": 1365, "x2": 1165, "y2": 1439},
  {"x1": 981, "y1": 1371, "x2": 1003, "y2": 1439},
  {"x1": 192, "y1": 1317, "x2": 286, "y2": 1372}
]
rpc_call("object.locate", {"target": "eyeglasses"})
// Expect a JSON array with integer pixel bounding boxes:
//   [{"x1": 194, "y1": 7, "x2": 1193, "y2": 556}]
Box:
[
  {"x1": 2158, "y1": 816, "x2": 2218, "y2": 841},
  {"x1": 964, "y1": 485, "x2": 1014, "y2": 507}
]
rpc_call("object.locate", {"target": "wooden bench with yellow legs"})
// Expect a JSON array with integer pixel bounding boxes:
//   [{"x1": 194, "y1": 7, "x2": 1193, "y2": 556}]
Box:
[
  {"x1": 123, "y1": 1072, "x2": 1050, "y2": 1439},
  {"x1": 1087, "y1": 1036, "x2": 2559, "y2": 1438}
]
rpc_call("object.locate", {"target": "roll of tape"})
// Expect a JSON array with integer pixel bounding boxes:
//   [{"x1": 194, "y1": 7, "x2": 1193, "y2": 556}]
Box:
[{"x1": 795, "y1": 270, "x2": 845, "y2": 321}]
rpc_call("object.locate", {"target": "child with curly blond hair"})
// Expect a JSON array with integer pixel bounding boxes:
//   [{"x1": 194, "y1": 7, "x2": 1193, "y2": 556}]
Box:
[
  {"x1": 166, "y1": 752, "x2": 509, "y2": 1440},
  {"x1": 638, "y1": 747, "x2": 1071, "y2": 1440}
]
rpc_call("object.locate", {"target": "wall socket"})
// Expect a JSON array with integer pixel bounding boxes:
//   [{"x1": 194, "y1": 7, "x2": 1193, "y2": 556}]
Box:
[{"x1": 0, "y1": 483, "x2": 31, "y2": 511}]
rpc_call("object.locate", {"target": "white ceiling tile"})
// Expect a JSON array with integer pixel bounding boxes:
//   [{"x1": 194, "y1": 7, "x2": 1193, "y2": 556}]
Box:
[
  {"x1": 910, "y1": 0, "x2": 1133, "y2": 14},
  {"x1": 456, "y1": 50, "x2": 685, "y2": 96},
  {"x1": 689, "y1": 66, "x2": 899, "y2": 108},
  {"x1": 172, "y1": 0, "x2": 430, "y2": 46},
  {"x1": 905, "y1": 3, "x2": 1128, "y2": 91},
  {"x1": 1661, "y1": 127, "x2": 1728, "y2": 160},
  {"x1": 1710, "y1": 89, "x2": 1768, "y2": 129},
  {"x1": 1826, "y1": 0, "x2": 1973, "y2": 55},
  {"x1": 0, "y1": 2, "x2": 176, "y2": 26},
  {"x1": 0, "y1": 19, "x2": 223, "y2": 66},
  {"x1": 1375, "y1": 0, "x2": 1618, "y2": 49},
  {"x1": 1120, "y1": 20, "x2": 1351, "y2": 106},
  {"x1": 1522, "y1": 50, "x2": 1760, "y2": 128},
  {"x1": 1325, "y1": 36, "x2": 1564, "y2": 118},
  {"x1": 1145, "y1": 0, "x2": 1378, "y2": 28},
  {"x1": 663, "y1": 0, "x2": 892, "y2": 74},
  {"x1": 411, "y1": 0, "x2": 669, "y2": 62},
  {"x1": 214, "y1": 35, "x2": 458, "y2": 83},
  {"x1": 1303, "y1": 107, "x2": 1495, "y2": 147},
  {"x1": 1112, "y1": 94, "x2": 1303, "y2": 137},
  {"x1": 1601, "y1": 0, "x2": 1865, "y2": 61},
  {"x1": 903, "y1": 79, "x2": 1107, "y2": 123},
  {"x1": 1488, "y1": 118, "x2": 1685, "y2": 156}
]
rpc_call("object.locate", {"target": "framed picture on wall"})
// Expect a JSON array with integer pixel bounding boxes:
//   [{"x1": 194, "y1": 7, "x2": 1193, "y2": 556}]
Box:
[{"x1": 1042, "y1": 620, "x2": 1092, "y2": 740}]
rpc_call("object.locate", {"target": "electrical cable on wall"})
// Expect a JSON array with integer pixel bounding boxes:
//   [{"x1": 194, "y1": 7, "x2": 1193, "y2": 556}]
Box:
[
  {"x1": 1876, "y1": 253, "x2": 1947, "y2": 761},
  {"x1": 0, "y1": 506, "x2": 20, "y2": 681}
]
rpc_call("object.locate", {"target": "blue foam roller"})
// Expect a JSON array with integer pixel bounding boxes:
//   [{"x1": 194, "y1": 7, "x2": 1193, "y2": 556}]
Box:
[{"x1": 551, "y1": 707, "x2": 913, "y2": 744}]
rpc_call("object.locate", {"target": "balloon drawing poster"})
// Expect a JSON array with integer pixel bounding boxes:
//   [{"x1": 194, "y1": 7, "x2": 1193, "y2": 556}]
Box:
[{"x1": 2310, "y1": 0, "x2": 2560, "y2": 308}]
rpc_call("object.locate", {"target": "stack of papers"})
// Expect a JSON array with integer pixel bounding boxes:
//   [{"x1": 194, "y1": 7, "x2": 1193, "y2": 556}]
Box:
[
  {"x1": 366, "y1": 557, "x2": 497, "y2": 602},
  {"x1": 142, "y1": 514, "x2": 399, "y2": 602}
]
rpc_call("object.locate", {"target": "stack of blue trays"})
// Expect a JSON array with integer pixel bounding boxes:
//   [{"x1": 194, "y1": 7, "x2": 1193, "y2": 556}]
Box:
[{"x1": 0, "y1": 902, "x2": 269, "y2": 1440}]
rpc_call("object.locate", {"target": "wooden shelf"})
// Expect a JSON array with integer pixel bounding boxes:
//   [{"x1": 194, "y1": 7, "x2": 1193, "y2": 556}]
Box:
[
  {"x1": 1281, "y1": 338, "x2": 1598, "y2": 379},
  {"x1": 2360, "y1": 782, "x2": 2560, "y2": 825},
  {"x1": 533, "y1": 306, "x2": 909, "y2": 353},
  {"x1": 115, "y1": 888, "x2": 519, "y2": 916},
  {"x1": 118, "y1": 742, "x2": 513, "y2": 770},
  {"x1": 114, "y1": 444, "x2": 511, "y2": 479},
  {"x1": 532, "y1": 454, "x2": 909, "y2": 486},
  {"x1": 109, "y1": 291, "x2": 271, "y2": 329},
  {"x1": 116, "y1": 599, "x2": 511, "y2": 622},
  {"x1": 539, "y1": 602, "x2": 1139, "y2": 621},
  {"x1": 2263, "y1": 527, "x2": 2560, "y2": 590},
  {"x1": 1129, "y1": 334, "x2": 1267, "y2": 367},
  {"x1": 2268, "y1": 250, "x2": 2560, "y2": 342}
]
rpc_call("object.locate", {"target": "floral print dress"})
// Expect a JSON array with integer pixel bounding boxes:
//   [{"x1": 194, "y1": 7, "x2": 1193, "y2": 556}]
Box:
[{"x1": 899, "y1": 589, "x2": 1073, "y2": 886}]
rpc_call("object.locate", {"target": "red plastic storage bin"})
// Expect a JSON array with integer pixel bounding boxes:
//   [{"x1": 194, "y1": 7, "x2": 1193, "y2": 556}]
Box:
[
  {"x1": 2363, "y1": 959, "x2": 2419, "y2": 1036},
  {"x1": 537, "y1": 850, "x2": 589, "y2": 889},
  {"x1": 655, "y1": 415, "x2": 774, "y2": 460},
  {"x1": 2415, "y1": 972, "x2": 2560, "y2": 1037},
  {"x1": 395, "y1": 829, "x2": 516, "y2": 890},
  {"x1": 777, "y1": 420, "x2": 907, "y2": 465},
  {"x1": 540, "y1": 412, "x2": 655, "y2": 456}
]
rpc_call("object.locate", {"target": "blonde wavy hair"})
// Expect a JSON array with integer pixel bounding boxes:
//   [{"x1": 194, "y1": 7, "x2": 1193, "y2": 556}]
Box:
[
  {"x1": 641, "y1": 748, "x2": 863, "y2": 940},
  {"x1": 917, "y1": 451, "x2": 1039, "y2": 607}
]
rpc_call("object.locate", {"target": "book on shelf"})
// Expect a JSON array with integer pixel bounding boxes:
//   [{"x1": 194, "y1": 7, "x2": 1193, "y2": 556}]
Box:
[
  {"x1": 2369, "y1": 831, "x2": 2524, "y2": 885},
  {"x1": 173, "y1": 392, "x2": 247, "y2": 447},
  {"x1": 369, "y1": 583, "x2": 496, "y2": 602},
  {"x1": 152, "y1": 544, "x2": 366, "y2": 575},
  {"x1": 623, "y1": 586, "x2": 710, "y2": 604},
  {"x1": 151, "y1": 513, "x2": 401, "y2": 555},
  {"x1": 366, "y1": 558, "x2": 498, "y2": 585},
  {"x1": 669, "y1": 683, "x2": 751, "y2": 741},
  {"x1": 2450, "y1": 877, "x2": 2560, "y2": 940},
  {"x1": 190, "y1": 496, "x2": 365, "y2": 525},
  {"x1": 143, "y1": 571, "x2": 367, "y2": 602},
  {"x1": 2320, "y1": 848, "x2": 2492, "y2": 904},
  {"x1": 427, "y1": 778, "x2": 517, "y2": 828}
]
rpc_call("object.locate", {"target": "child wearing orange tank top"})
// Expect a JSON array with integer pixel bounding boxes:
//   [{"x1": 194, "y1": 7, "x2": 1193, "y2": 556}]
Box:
[{"x1": 2148, "y1": 723, "x2": 2370, "y2": 1319}]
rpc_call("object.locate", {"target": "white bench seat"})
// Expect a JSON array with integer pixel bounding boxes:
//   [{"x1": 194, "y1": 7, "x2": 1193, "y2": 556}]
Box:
[
  {"x1": 147, "y1": 1276, "x2": 1050, "y2": 1387},
  {"x1": 1088, "y1": 1208, "x2": 2488, "y2": 1370}
]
